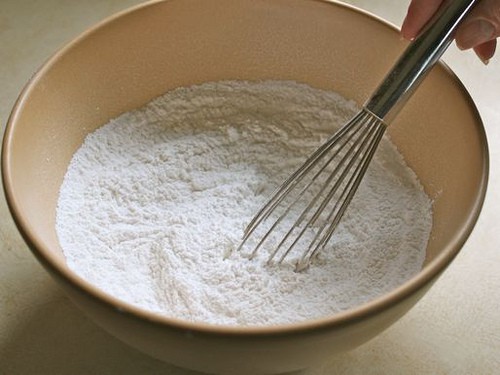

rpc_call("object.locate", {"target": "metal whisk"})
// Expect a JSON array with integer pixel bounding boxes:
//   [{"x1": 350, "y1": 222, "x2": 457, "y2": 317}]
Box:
[{"x1": 238, "y1": 0, "x2": 479, "y2": 271}]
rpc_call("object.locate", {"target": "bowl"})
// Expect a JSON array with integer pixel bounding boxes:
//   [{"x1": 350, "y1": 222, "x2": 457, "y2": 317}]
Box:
[{"x1": 1, "y1": 0, "x2": 488, "y2": 374}]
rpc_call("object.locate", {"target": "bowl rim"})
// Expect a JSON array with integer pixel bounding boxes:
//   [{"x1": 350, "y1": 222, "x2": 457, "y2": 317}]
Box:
[{"x1": 1, "y1": 0, "x2": 489, "y2": 337}]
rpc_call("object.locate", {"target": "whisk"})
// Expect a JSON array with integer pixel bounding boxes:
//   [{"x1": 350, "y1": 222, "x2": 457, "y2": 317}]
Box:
[{"x1": 237, "y1": 0, "x2": 479, "y2": 271}]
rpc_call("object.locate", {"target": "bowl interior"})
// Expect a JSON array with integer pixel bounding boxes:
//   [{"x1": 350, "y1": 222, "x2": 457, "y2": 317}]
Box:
[{"x1": 3, "y1": 0, "x2": 487, "y2": 313}]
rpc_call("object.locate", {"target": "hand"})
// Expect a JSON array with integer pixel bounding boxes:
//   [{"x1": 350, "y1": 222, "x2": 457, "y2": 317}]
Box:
[{"x1": 401, "y1": 0, "x2": 500, "y2": 64}]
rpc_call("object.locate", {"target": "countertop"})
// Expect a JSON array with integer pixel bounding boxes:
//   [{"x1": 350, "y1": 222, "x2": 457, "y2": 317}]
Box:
[{"x1": 1, "y1": 1, "x2": 499, "y2": 374}]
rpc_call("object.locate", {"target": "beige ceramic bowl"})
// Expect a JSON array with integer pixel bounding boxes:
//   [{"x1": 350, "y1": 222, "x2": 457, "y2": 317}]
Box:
[{"x1": 2, "y1": 0, "x2": 488, "y2": 374}]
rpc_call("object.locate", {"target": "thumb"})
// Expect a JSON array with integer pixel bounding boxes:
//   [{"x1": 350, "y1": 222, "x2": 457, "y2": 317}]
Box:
[{"x1": 455, "y1": 0, "x2": 500, "y2": 50}]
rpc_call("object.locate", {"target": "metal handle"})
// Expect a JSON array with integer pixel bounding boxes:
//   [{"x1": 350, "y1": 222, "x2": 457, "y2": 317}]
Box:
[{"x1": 364, "y1": 0, "x2": 479, "y2": 124}]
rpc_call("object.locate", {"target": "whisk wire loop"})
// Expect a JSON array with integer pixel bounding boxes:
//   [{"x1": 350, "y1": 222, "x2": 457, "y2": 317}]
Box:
[
  {"x1": 298, "y1": 120, "x2": 387, "y2": 270},
  {"x1": 267, "y1": 112, "x2": 374, "y2": 262},
  {"x1": 238, "y1": 110, "x2": 368, "y2": 255},
  {"x1": 274, "y1": 113, "x2": 383, "y2": 265},
  {"x1": 240, "y1": 110, "x2": 367, "y2": 240},
  {"x1": 239, "y1": 109, "x2": 387, "y2": 269}
]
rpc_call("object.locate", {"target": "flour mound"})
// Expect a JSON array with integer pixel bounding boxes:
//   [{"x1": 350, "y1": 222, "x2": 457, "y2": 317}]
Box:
[{"x1": 56, "y1": 80, "x2": 432, "y2": 326}]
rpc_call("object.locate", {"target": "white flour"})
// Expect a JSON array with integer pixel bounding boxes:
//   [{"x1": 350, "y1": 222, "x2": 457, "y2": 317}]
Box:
[{"x1": 56, "y1": 80, "x2": 432, "y2": 326}]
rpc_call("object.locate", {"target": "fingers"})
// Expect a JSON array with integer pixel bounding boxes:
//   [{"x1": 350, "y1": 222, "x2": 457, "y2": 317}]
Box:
[
  {"x1": 455, "y1": 0, "x2": 500, "y2": 50},
  {"x1": 401, "y1": 0, "x2": 445, "y2": 40},
  {"x1": 402, "y1": 0, "x2": 500, "y2": 63}
]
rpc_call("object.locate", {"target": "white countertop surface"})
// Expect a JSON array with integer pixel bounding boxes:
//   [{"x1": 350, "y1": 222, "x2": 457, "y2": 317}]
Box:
[{"x1": 1, "y1": 1, "x2": 499, "y2": 374}]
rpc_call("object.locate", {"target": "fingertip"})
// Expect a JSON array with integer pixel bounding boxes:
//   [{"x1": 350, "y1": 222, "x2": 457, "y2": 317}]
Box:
[
  {"x1": 401, "y1": 0, "x2": 446, "y2": 42},
  {"x1": 400, "y1": 14, "x2": 418, "y2": 41},
  {"x1": 474, "y1": 39, "x2": 497, "y2": 65},
  {"x1": 400, "y1": 27, "x2": 416, "y2": 42}
]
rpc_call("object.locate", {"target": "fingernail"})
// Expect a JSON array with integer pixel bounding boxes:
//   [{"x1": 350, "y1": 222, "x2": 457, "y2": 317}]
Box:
[
  {"x1": 456, "y1": 20, "x2": 496, "y2": 50},
  {"x1": 400, "y1": 33, "x2": 415, "y2": 42},
  {"x1": 399, "y1": 34, "x2": 414, "y2": 42},
  {"x1": 475, "y1": 49, "x2": 491, "y2": 65}
]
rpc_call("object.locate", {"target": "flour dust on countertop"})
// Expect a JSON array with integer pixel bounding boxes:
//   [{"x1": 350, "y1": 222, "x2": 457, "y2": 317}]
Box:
[{"x1": 56, "y1": 80, "x2": 433, "y2": 326}]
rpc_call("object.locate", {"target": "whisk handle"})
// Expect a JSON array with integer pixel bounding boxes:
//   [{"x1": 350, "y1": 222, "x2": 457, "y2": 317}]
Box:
[{"x1": 364, "y1": 0, "x2": 479, "y2": 124}]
